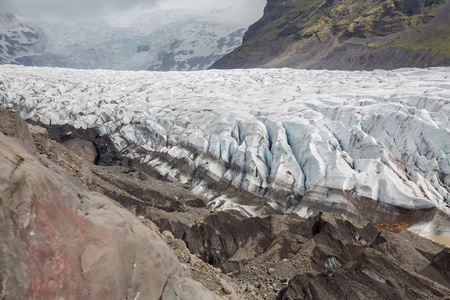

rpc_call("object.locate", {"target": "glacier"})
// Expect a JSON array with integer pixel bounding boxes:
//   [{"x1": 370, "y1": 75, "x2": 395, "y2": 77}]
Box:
[{"x1": 0, "y1": 65, "x2": 449, "y2": 236}]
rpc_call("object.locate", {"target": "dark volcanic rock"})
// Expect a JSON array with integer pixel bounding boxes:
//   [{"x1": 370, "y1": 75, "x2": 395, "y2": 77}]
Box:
[
  {"x1": 143, "y1": 206, "x2": 211, "y2": 239},
  {"x1": 420, "y1": 248, "x2": 450, "y2": 289},
  {"x1": 184, "y1": 211, "x2": 309, "y2": 273},
  {"x1": 278, "y1": 248, "x2": 449, "y2": 300},
  {"x1": 310, "y1": 212, "x2": 379, "y2": 273},
  {"x1": 90, "y1": 165, "x2": 208, "y2": 213},
  {"x1": 26, "y1": 120, "x2": 122, "y2": 166},
  {"x1": 0, "y1": 131, "x2": 220, "y2": 299},
  {"x1": 371, "y1": 230, "x2": 443, "y2": 274},
  {"x1": 275, "y1": 214, "x2": 450, "y2": 300},
  {"x1": 179, "y1": 210, "x2": 450, "y2": 299}
]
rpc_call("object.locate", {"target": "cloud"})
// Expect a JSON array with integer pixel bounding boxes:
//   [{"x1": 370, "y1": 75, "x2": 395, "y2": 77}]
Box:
[
  {"x1": 0, "y1": 0, "x2": 159, "y2": 20},
  {"x1": 0, "y1": 0, "x2": 266, "y2": 24},
  {"x1": 157, "y1": 0, "x2": 267, "y2": 24}
]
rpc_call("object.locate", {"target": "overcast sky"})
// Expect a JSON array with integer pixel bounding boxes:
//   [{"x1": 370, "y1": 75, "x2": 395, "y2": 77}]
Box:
[{"x1": 1, "y1": 0, "x2": 266, "y2": 23}]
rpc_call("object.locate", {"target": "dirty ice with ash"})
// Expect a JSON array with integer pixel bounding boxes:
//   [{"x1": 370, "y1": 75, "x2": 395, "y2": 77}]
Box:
[{"x1": 1, "y1": 65, "x2": 449, "y2": 236}]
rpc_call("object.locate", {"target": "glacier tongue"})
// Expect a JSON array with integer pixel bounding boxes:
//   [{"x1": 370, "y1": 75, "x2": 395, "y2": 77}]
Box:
[{"x1": 1, "y1": 65, "x2": 449, "y2": 235}]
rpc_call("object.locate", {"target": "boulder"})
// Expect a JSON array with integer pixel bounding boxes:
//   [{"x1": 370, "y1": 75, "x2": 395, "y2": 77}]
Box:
[
  {"x1": 63, "y1": 138, "x2": 98, "y2": 164},
  {"x1": 0, "y1": 107, "x2": 34, "y2": 147}
]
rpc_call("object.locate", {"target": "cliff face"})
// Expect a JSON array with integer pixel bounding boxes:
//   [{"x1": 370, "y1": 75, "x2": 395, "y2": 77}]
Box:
[{"x1": 210, "y1": 0, "x2": 450, "y2": 70}]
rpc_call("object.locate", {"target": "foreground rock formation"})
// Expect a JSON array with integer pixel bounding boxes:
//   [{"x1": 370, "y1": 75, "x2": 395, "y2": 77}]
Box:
[
  {"x1": 0, "y1": 108, "x2": 221, "y2": 299},
  {"x1": 211, "y1": 0, "x2": 450, "y2": 70}
]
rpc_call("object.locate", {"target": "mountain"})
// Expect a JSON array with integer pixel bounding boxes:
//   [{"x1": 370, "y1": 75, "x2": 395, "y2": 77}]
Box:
[
  {"x1": 0, "y1": 15, "x2": 45, "y2": 65},
  {"x1": 210, "y1": 0, "x2": 450, "y2": 70},
  {"x1": 0, "y1": 1, "x2": 265, "y2": 71},
  {"x1": 1, "y1": 65, "x2": 449, "y2": 238},
  {"x1": 146, "y1": 23, "x2": 247, "y2": 71}
]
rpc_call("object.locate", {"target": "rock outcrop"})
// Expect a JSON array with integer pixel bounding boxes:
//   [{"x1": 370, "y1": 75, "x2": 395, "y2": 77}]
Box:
[
  {"x1": 211, "y1": 0, "x2": 450, "y2": 70},
  {"x1": 184, "y1": 212, "x2": 309, "y2": 273},
  {"x1": 277, "y1": 213, "x2": 450, "y2": 299},
  {"x1": 180, "y1": 211, "x2": 450, "y2": 299},
  {"x1": 0, "y1": 107, "x2": 35, "y2": 147},
  {"x1": 0, "y1": 110, "x2": 220, "y2": 299}
]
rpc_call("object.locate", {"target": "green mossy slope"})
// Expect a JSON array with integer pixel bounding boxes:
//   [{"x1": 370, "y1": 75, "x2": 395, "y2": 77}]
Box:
[{"x1": 211, "y1": 0, "x2": 450, "y2": 69}]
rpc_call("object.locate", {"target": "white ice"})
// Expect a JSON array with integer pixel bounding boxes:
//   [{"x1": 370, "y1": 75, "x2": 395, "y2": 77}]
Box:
[{"x1": 1, "y1": 65, "x2": 449, "y2": 235}]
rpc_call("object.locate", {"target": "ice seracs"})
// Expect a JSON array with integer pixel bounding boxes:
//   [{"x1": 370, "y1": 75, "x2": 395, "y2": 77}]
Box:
[{"x1": 0, "y1": 65, "x2": 449, "y2": 236}]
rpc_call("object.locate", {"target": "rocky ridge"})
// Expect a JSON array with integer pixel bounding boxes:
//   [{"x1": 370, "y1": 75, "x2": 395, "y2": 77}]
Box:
[{"x1": 211, "y1": 0, "x2": 450, "y2": 70}]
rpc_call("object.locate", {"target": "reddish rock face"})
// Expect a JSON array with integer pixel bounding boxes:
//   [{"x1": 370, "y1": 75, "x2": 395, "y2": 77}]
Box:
[
  {"x1": 1, "y1": 131, "x2": 90, "y2": 299},
  {"x1": 22, "y1": 193, "x2": 90, "y2": 299},
  {"x1": 0, "y1": 129, "x2": 220, "y2": 300}
]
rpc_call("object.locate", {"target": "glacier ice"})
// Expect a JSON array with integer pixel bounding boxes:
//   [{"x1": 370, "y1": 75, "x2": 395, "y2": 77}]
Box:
[{"x1": 0, "y1": 65, "x2": 449, "y2": 235}]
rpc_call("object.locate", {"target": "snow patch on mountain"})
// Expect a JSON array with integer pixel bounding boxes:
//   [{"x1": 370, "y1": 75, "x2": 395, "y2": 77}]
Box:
[
  {"x1": 0, "y1": 15, "x2": 45, "y2": 64},
  {"x1": 24, "y1": 12, "x2": 247, "y2": 71},
  {"x1": 1, "y1": 65, "x2": 449, "y2": 235},
  {"x1": 147, "y1": 23, "x2": 246, "y2": 71}
]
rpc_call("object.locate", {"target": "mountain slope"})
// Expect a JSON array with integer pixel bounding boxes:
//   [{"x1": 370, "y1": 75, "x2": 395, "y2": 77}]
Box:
[
  {"x1": 210, "y1": 0, "x2": 450, "y2": 70},
  {"x1": 0, "y1": 15, "x2": 45, "y2": 64},
  {"x1": 147, "y1": 24, "x2": 247, "y2": 71}
]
